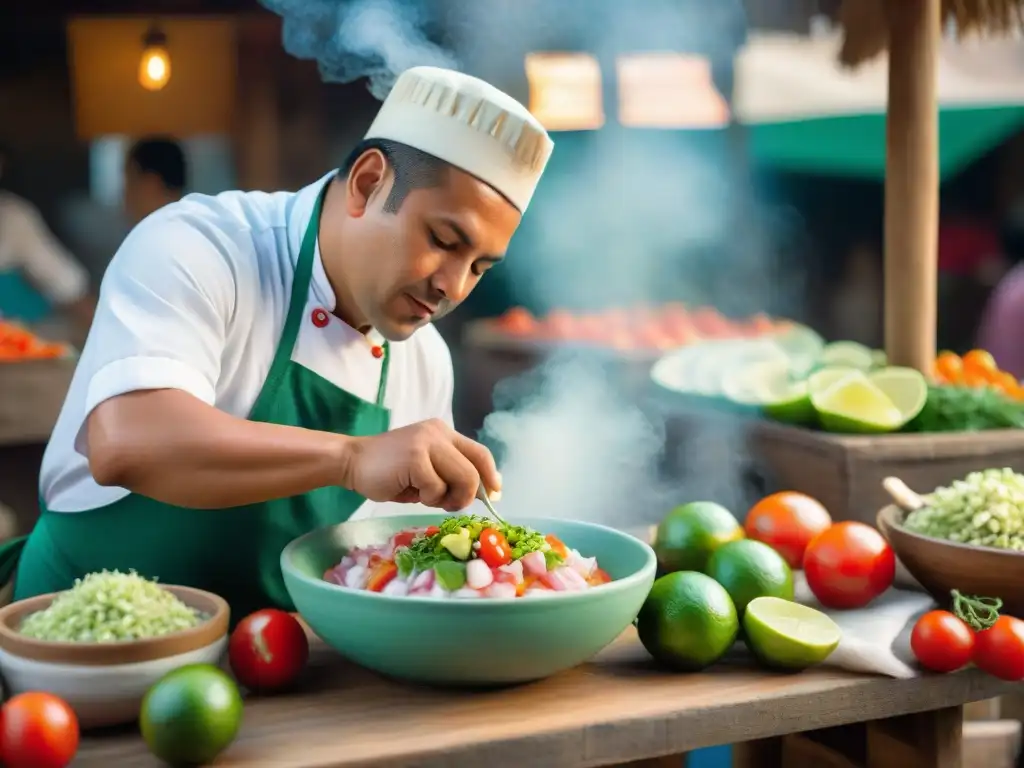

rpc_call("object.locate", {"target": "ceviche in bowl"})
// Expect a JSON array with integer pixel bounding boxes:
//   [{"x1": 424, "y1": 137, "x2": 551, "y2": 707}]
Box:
[
  {"x1": 281, "y1": 513, "x2": 656, "y2": 686},
  {"x1": 322, "y1": 515, "x2": 613, "y2": 599}
]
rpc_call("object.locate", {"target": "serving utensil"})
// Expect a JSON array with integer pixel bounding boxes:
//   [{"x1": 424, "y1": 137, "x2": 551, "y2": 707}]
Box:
[
  {"x1": 476, "y1": 483, "x2": 509, "y2": 527},
  {"x1": 882, "y1": 476, "x2": 926, "y2": 511}
]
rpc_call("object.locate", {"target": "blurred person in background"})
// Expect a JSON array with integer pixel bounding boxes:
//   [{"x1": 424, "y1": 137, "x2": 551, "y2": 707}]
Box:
[
  {"x1": 976, "y1": 201, "x2": 1024, "y2": 379},
  {"x1": 122, "y1": 137, "x2": 187, "y2": 226},
  {"x1": 0, "y1": 143, "x2": 96, "y2": 330}
]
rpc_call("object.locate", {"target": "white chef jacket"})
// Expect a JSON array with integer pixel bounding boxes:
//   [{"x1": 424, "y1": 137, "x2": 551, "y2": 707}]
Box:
[
  {"x1": 0, "y1": 192, "x2": 90, "y2": 305},
  {"x1": 40, "y1": 173, "x2": 455, "y2": 516}
]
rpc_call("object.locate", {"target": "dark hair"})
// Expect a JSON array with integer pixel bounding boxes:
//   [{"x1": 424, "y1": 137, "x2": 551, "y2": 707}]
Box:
[
  {"x1": 340, "y1": 138, "x2": 452, "y2": 214},
  {"x1": 127, "y1": 137, "x2": 187, "y2": 192}
]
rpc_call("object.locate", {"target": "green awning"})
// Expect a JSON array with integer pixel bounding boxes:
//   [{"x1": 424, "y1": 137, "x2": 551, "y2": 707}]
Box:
[{"x1": 746, "y1": 106, "x2": 1024, "y2": 179}]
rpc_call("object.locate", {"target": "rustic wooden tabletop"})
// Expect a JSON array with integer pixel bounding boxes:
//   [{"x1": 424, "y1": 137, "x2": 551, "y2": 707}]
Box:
[{"x1": 75, "y1": 627, "x2": 1014, "y2": 768}]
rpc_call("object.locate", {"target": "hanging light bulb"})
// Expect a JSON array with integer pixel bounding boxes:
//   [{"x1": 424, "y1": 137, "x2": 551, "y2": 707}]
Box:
[{"x1": 138, "y1": 26, "x2": 171, "y2": 92}]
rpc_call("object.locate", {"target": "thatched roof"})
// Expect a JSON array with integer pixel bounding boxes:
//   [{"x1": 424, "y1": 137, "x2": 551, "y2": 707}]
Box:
[{"x1": 838, "y1": 0, "x2": 1023, "y2": 66}]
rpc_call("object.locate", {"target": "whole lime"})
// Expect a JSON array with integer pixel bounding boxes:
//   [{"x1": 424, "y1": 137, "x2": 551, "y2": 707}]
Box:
[
  {"x1": 637, "y1": 571, "x2": 739, "y2": 671},
  {"x1": 706, "y1": 539, "x2": 794, "y2": 617},
  {"x1": 140, "y1": 663, "x2": 243, "y2": 765},
  {"x1": 654, "y1": 501, "x2": 744, "y2": 574}
]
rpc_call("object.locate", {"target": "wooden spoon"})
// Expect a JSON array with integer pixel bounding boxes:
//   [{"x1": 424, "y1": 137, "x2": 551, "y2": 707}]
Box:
[{"x1": 882, "y1": 476, "x2": 927, "y2": 512}]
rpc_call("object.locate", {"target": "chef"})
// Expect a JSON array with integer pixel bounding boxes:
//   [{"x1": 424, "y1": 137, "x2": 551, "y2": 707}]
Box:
[{"x1": 0, "y1": 66, "x2": 554, "y2": 617}]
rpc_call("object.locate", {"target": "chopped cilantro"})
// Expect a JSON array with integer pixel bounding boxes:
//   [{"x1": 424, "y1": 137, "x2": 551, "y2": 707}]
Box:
[{"x1": 393, "y1": 515, "x2": 553, "y2": 576}]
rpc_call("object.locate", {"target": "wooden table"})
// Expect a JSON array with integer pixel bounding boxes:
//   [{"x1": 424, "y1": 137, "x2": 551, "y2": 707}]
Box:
[{"x1": 75, "y1": 628, "x2": 1014, "y2": 768}]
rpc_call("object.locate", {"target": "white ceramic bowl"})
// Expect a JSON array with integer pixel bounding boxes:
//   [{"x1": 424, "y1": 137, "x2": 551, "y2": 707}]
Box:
[{"x1": 0, "y1": 586, "x2": 229, "y2": 729}]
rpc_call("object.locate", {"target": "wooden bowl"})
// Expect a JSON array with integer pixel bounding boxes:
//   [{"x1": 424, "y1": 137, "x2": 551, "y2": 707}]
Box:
[
  {"x1": 0, "y1": 585, "x2": 229, "y2": 728},
  {"x1": 877, "y1": 505, "x2": 1024, "y2": 618}
]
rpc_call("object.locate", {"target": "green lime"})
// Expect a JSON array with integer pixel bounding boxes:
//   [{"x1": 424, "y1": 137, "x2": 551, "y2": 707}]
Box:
[
  {"x1": 811, "y1": 376, "x2": 903, "y2": 434},
  {"x1": 806, "y1": 366, "x2": 864, "y2": 396},
  {"x1": 870, "y1": 349, "x2": 888, "y2": 369},
  {"x1": 867, "y1": 366, "x2": 927, "y2": 424},
  {"x1": 723, "y1": 360, "x2": 815, "y2": 424},
  {"x1": 140, "y1": 663, "x2": 244, "y2": 765},
  {"x1": 654, "y1": 502, "x2": 744, "y2": 573},
  {"x1": 818, "y1": 341, "x2": 876, "y2": 371},
  {"x1": 706, "y1": 539, "x2": 794, "y2": 616},
  {"x1": 637, "y1": 571, "x2": 739, "y2": 671},
  {"x1": 743, "y1": 596, "x2": 841, "y2": 670}
]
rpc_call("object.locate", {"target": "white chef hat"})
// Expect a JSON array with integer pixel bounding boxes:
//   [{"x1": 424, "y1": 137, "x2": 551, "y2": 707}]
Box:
[{"x1": 364, "y1": 66, "x2": 554, "y2": 213}]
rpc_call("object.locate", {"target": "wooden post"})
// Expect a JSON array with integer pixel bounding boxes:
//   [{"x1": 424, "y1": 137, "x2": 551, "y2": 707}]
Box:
[{"x1": 883, "y1": 0, "x2": 941, "y2": 372}]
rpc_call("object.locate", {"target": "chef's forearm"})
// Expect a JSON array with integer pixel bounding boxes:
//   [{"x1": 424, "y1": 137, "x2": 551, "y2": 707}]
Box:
[{"x1": 86, "y1": 389, "x2": 356, "y2": 508}]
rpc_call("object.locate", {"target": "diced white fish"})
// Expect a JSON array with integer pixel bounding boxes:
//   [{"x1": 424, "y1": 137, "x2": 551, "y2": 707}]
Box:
[
  {"x1": 453, "y1": 587, "x2": 482, "y2": 599},
  {"x1": 485, "y1": 581, "x2": 517, "y2": 599},
  {"x1": 540, "y1": 569, "x2": 568, "y2": 591},
  {"x1": 498, "y1": 560, "x2": 524, "y2": 584},
  {"x1": 521, "y1": 551, "x2": 547, "y2": 577},
  {"x1": 567, "y1": 552, "x2": 597, "y2": 578},
  {"x1": 465, "y1": 559, "x2": 493, "y2": 590},
  {"x1": 344, "y1": 565, "x2": 367, "y2": 589},
  {"x1": 381, "y1": 578, "x2": 409, "y2": 597},
  {"x1": 429, "y1": 582, "x2": 452, "y2": 599},
  {"x1": 409, "y1": 568, "x2": 436, "y2": 594},
  {"x1": 559, "y1": 567, "x2": 589, "y2": 591},
  {"x1": 523, "y1": 587, "x2": 557, "y2": 598}
]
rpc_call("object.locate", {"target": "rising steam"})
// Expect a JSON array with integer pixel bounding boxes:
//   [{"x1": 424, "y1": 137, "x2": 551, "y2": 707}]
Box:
[{"x1": 258, "y1": 0, "x2": 457, "y2": 99}]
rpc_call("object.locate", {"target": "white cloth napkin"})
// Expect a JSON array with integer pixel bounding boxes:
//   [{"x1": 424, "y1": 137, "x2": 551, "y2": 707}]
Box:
[{"x1": 793, "y1": 572, "x2": 934, "y2": 678}]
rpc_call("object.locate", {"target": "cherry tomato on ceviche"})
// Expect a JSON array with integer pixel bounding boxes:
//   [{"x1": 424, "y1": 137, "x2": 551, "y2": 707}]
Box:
[
  {"x1": 910, "y1": 610, "x2": 975, "y2": 673},
  {"x1": 476, "y1": 528, "x2": 512, "y2": 568},
  {"x1": 229, "y1": 609, "x2": 310, "y2": 692},
  {"x1": 973, "y1": 615, "x2": 1024, "y2": 682},
  {"x1": 0, "y1": 692, "x2": 79, "y2": 768},
  {"x1": 744, "y1": 492, "x2": 832, "y2": 569},
  {"x1": 802, "y1": 522, "x2": 895, "y2": 610}
]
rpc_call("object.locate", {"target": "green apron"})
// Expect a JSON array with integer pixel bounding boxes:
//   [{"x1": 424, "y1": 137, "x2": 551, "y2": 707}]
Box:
[{"x1": 0, "y1": 183, "x2": 390, "y2": 619}]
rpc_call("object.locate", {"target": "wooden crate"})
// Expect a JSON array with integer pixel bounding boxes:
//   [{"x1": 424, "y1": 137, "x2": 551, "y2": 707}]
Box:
[
  {"x1": 0, "y1": 359, "x2": 76, "y2": 446},
  {"x1": 749, "y1": 422, "x2": 1024, "y2": 526}
]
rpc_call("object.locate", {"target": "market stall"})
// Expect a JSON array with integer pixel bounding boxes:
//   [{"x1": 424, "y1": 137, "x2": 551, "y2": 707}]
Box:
[{"x1": 0, "y1": 322, "x2": 76, "y2": 537}]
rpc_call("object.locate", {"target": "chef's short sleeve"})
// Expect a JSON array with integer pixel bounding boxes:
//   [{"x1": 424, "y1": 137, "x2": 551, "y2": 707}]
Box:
[{"x1": 81, "y1": 213, "x2": 236, "y2": 427}]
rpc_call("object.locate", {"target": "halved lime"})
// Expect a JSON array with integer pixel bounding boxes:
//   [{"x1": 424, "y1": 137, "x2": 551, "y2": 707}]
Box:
[
  {"x1": 818, "y1": 341, "x2": 876, "y2": 371},
  {"x1": 867, "y1": 366, "x2": 928, "y2": 424},
  {"x1": 722, "y1": 360, "x2": 814, "y2": 423},
  {"x1": 811, "y1": 376, "x2": 903, "y2": 433},
  {"x1": 743, "y1": 596, "x2": 841, "y2": 670},
  {"x1": 870, "y1": 349, "x2": 888, "y2": 369},
  {"x1": 806, "y1": 366, "x2": 865, "y2": 396}
]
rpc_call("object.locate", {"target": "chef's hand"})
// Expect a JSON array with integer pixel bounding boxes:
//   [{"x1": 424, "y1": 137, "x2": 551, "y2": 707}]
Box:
[{"x1": 342, "y1": 419, "x2": 501, "y2": 511}]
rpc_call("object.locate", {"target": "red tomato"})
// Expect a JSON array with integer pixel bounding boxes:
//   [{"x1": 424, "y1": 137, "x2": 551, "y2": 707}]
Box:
[
  {"x1": 229, "y1": 609, "x2": 310, "y2": 693},
  {"x1": 391, "y1": 530, "x2": 417, "y2": 549},
  {"x1": 478, "y1": 528, "x2": 512, "y2": 568},
  {"x1": 424, "y1": 526, "x2": 440, "y2": 536},
  {"x1": 365, "y1": 561, "x2": 398, "y2": 592},
  {"x1": 496, "y1": 307, "x2": 537, "y2": 335},
  {"x1": 745, "y1": 492, "x2": 833, "y2": 569},
  {"x1": 973, "y1": 615, "x2": 1024, "y2": 682},
  {"x1": 0, "y1": 692, "x2": 79, "y2": 768},
  {"x1": 802, "y1": 522, "x2": 895, "y2": 609},
  {"x1": 910, "y1": 610, "x2": 975, "y2": 673},
  {"x1": 587, "y1": 568, "x2": 612, "y2": 586}
]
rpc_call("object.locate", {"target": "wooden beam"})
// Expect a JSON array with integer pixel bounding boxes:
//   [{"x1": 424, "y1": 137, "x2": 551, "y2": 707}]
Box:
[{"x1": 883, "y1": 0, "x2": 941, "y2": 372}]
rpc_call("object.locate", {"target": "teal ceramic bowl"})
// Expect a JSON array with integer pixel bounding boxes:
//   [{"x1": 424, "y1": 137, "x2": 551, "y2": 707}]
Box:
[{"x1": 281, "y1": 514, "x2": 657, "y2": 686}]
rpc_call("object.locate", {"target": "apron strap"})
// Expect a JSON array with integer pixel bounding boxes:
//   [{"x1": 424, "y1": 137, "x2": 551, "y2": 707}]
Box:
[
  {"x1": 375, "y1": 341, "x2": 391, "y2": 407},
  {"x1": 252, "y1": 183, "x2": 328, "y2": 410}
]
